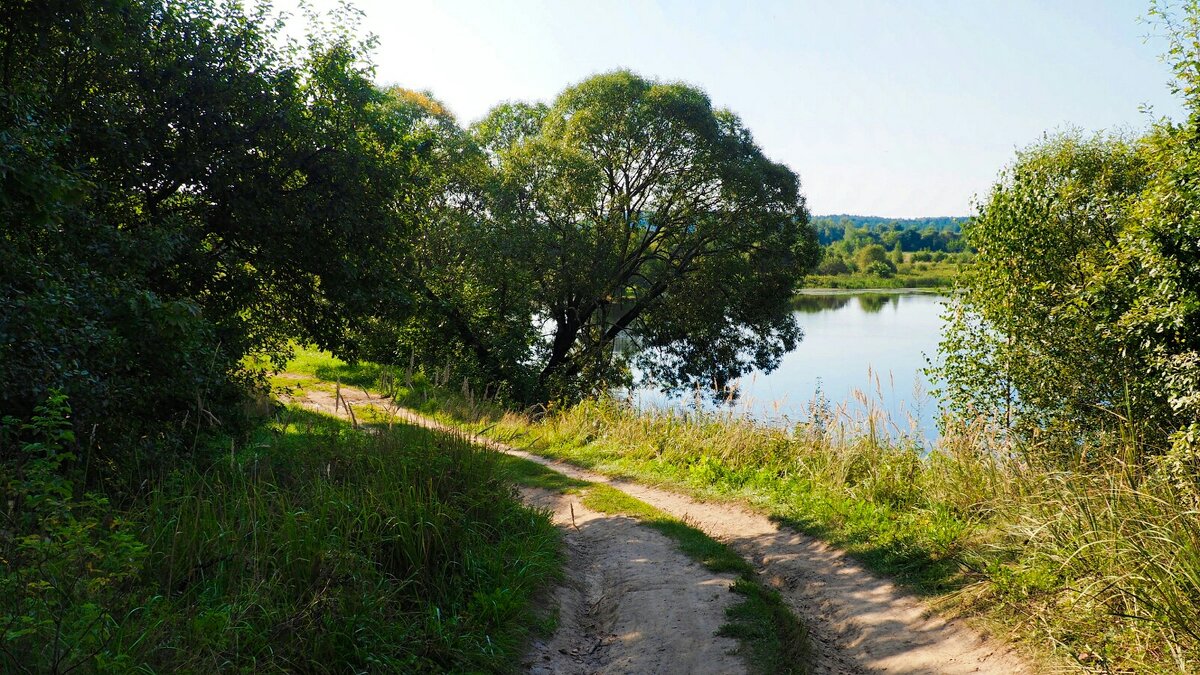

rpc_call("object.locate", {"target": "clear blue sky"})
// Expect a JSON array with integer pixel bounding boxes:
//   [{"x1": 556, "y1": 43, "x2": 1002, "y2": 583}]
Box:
[{"x1": 281, "y1": 0, "x2": 1183, "y2": 217}]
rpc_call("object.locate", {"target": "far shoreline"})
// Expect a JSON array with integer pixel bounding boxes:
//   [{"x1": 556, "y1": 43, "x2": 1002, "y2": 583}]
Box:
[{"x1": 797, "y1": 287, "x2": 949, "y2": 295}]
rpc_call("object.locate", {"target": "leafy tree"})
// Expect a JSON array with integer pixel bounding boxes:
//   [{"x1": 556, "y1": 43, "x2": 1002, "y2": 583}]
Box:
[
  {"x1": 503, "y1": 71, "x2": 819, "y2": 399},
  {"x1": 937, "y1": 132, "x2": 1168, "y2": 458},
  {"x1": 0, "y1": 0, "x2": 417, "y2": 474},
  {"x1": 1126, "y1": 0, "x2": 1200, "y2": 472},
  {"x1": 399, "y1": 71, "x2": 819, "y2": 402},
  {"x1": 854, "y1": 244, "x2": 895, "y2": 274},
  {"x1": 354, "y1": 89, "x2": 541, "y2": 396},
  {"x1": 939, "y1": 1, "x2": 1200, "y2": 469}
]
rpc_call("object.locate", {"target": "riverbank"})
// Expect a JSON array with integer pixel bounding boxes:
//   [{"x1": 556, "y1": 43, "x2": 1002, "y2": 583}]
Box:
[
  {"x1": 803, "y1": 258, "x2": 963, "y2": 290},
  {"x1": 282, "y1": 354, "x2": 1039, "y2": 674},
  {"x1": 285, "y1": 348, "x2": 1199, "y2": 673}
]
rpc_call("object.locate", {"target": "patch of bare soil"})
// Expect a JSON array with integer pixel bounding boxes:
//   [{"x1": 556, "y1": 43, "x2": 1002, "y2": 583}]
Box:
[
  {"x1": 519, "y1": 488, "x2": 743, "y2": 675},
  {"x1": 283, "y1": 383, "x2": 1039, "y2": 674}
]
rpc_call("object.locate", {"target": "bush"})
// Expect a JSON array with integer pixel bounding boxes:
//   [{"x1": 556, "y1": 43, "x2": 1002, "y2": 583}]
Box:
[
  {"x1": 816, "y1": 257, "x2": 851, "y2": 275},
  {"x1": 863, "y1": 260, "x2": 896, "y2": 278},
  {"x1": 0, "y1": 392, "x2": 148, "y2": 673},
  {"x1": 854, "y1": 243, "x2": 893, "y2": 272},
  {"x1": 0, "y1": 0, "x2": 419, "y2": 478}
]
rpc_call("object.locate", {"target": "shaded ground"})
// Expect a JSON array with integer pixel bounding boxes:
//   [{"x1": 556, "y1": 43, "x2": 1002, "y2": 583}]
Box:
[{"x1": 283, "y1": 377, "x2": 1037, "y2": 674}]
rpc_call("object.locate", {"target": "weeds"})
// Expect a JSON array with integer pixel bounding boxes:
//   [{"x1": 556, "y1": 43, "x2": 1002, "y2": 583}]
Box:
[
  {"x1": 1, "y1": 397, "x2": 560, "y2": 672},
  {"x1": 285, "y1": 346, "x2": 1200, "y2": 671}
]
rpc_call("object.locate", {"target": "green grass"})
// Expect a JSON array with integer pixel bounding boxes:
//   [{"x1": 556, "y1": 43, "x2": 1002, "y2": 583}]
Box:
[
  {"x1": 581, "y1": 484, "x2": 753, "y2": 575},
  {"x1": 804, "y1": 259, "x2": 963, "y2": 289},
  {"x1": 2, "y1": 402, "x2": 562, "y2": 673},
  {"x1": 495, "y1": 453, "x2": 590, "y2": 492},
  {"x1": 274, "y1": 353, "x2": 813, "y2": 672}
]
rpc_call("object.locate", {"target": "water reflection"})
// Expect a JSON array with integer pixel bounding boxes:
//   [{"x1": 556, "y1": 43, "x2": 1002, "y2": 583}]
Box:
[
  {"x1": 792, "y1": 295, "x2": 850, "y2": 313},
  {"x1": 856, "y1": 294, "x2": 895, "y2": 313},
  {"x1": 637, "y1": 291, "x2": 947, "y2": 442}
]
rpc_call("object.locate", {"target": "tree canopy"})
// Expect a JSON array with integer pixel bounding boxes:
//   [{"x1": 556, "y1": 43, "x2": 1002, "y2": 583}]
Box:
[
  {"x1": 384, "y1": 71, "x2": 819, "y2": 403},
  {"x1": 938, "y1": 3, "x2": 1200, "y2": 472},
  {"x1": 0, "y1": 0, "x2": 419, "y2": 470}
]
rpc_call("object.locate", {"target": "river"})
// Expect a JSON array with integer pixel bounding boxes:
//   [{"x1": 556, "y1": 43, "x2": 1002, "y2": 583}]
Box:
[{"x1": 633, "y1": 290, "x2": 948, "y2": 442}]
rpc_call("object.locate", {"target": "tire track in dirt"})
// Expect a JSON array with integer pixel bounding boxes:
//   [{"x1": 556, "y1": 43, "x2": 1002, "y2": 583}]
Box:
[
  {"x1": 286, "y1": 380, "x2": 1038, "y2": 674},
  {"x1": 520, "y1": 487, "x2": 743, "y2": 675}
]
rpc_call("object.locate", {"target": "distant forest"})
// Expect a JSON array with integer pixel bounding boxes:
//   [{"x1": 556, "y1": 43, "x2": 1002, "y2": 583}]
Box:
[{"x1": 812, "y1": 214, "x2": 970, "y2": 252}]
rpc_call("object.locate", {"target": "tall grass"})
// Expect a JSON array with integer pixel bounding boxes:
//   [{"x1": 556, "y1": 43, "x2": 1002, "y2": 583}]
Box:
[{"x1": 1, "y1": 403, "x2": 559, "y2": 673}]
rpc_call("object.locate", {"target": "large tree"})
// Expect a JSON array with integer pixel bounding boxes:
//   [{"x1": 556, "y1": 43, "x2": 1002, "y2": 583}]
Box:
[
  {"x1": 400, "y1": 71, "x2": 819, "y2": 403},
  {"x1": 937, "y1": 133, "x2": 1155, "y2": 456}
]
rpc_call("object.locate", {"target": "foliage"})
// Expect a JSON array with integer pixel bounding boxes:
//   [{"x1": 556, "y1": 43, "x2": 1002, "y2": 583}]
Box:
[
  {"x1": 1, "y1": 396, "x2": 560, "y2": 672},
  {"x1": 1, "y1": 393, "x2": 147, "y2": 673},
  {"x1": 811, "y1": 215, "x2": 969, "y2": 253},
  {"x1": 399, "y1": 380, "x2": 1200, "y2": 672},
  {"x1": 354, "y1": 90, "x2": 542, "y2": 399},
  {"x1": 937, "y1": 4, "x2": 1200, "y2": 464},
  {"x1": 384, "y1": 71, "x2": 820, "y2": 404},
  {"x1": 0, "y1": 0, "x2": 418, "y2": 476},
  {"x1": 938, "y1": 133, "x2": 1158, "y2": 454}
]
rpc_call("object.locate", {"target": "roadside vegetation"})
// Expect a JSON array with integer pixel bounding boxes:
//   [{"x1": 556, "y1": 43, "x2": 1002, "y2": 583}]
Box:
[
  {"x1": 304, "y1": 344, "x2": 1199, "y2": 673},
  {"x1": 271, "y1": 5, "x2": 1200, "y2": 666},
  {"x1": 269, "y1": 361, "x2": 811, "y2": 673},
  {"x1": 3, "y1": 1, "x2": 817, "y2": 668},
  {"x1": 4, "y1": 0, "x2": 1200, "y2": 672},
  {"x1": 1, "y1": 396, "x2": 560, "y2": 672}
]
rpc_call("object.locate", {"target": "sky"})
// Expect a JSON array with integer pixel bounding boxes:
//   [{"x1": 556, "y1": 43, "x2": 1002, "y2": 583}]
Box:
[{"x1": 278, "y1": 0, "x2": 1184, "y2": 218}]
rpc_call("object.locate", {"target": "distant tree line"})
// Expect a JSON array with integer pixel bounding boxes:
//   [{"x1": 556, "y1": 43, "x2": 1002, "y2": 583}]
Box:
[
  {"x1": 812, "y1": 215, "x2": 969, "y2": 252},
  {"x1": 809, "y1": 216, "x2": 970, "y2": 277}
]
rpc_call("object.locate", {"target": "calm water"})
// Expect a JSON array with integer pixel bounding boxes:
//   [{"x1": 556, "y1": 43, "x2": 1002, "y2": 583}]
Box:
[{"x1": 634, "y1": 291, "x2": 948, "y2": 441}]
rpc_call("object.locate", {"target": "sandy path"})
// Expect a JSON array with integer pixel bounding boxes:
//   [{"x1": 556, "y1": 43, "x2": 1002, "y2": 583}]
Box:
[
  {"x1": 520, "y1": 487, "x2": 743, "y2": 675},
  {"x1": 285, "y1": 381, "x2": 745, "y2": 674},
  {"x1": 286, "y1": 380, "x2": 1038, "y2": 674}
]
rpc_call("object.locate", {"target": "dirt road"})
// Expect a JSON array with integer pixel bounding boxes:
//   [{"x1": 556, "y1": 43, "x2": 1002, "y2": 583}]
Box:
[
  {"x1": 521, "y1": 487, "x2": 744, "y2": 675},
  {"x1": 288, "y1": 381, "x2": 1036, "y2": 674}
]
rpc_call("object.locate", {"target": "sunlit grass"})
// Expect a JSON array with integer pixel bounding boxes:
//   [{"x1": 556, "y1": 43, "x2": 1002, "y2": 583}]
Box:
[{"x1": 2, "y1": 401, "x2": 562, "y2": 672}]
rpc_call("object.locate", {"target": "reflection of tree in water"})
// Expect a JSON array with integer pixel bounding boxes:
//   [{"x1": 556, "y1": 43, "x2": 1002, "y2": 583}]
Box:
[
  {"x1": 856, "y1": 294, "x2": 898, "y2": 313},
  {"x1": 792, "y1": 295, "x2": 851, "y2": 313}
]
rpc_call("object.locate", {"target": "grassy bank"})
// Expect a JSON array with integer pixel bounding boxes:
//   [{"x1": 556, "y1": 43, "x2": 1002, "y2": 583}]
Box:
[
  {"x1": 803, "y1": 258, "x2": 963, "y2": 290},
  {"x1": 289, "y1": 348, "x2": 1200, "y2": 672},
  {"x1": 1, "y1": 398, "x2": 560, "y2": 672},
  {"x1": 496, "y1": 406, "x2": 1199, "y2": 672}
]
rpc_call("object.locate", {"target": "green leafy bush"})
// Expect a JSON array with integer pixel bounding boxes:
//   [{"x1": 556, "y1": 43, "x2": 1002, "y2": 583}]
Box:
[{"x1": 1, "y1": 393, "x2": 148, "y2": 673}]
